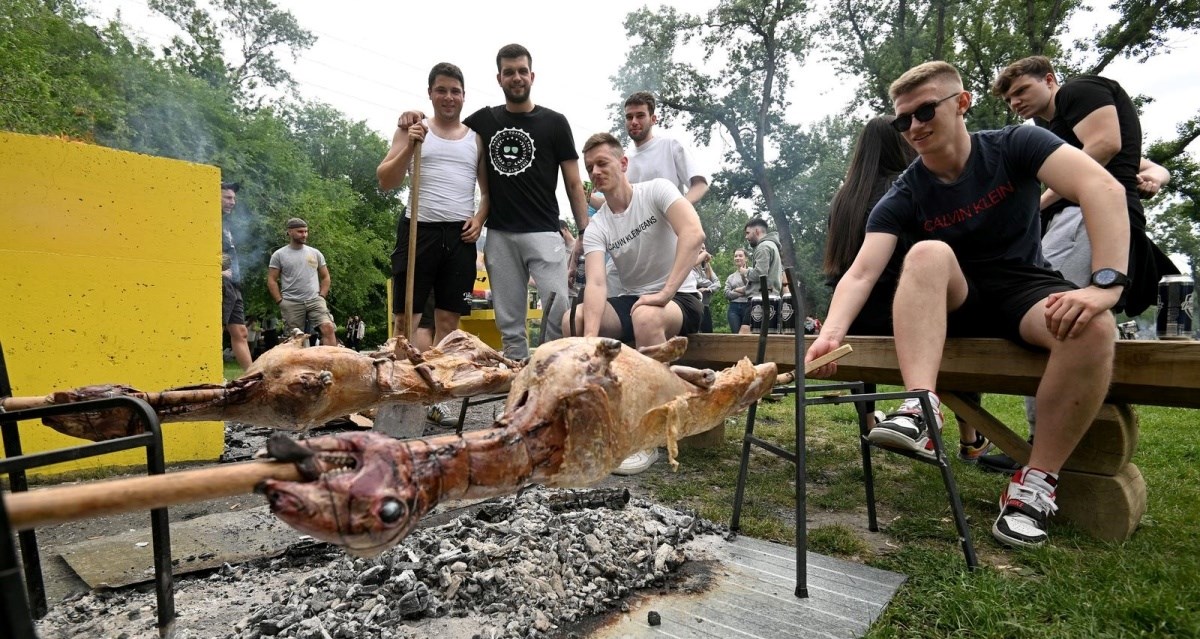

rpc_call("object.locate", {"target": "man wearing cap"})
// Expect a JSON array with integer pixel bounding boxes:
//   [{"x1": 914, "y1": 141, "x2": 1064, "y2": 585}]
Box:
[
  {"x1": 267, "y1": 218, "x2": 337, "y2": 346},
  {"x1": 221, "y1": 181, "x2": 253, "y2": 369}
]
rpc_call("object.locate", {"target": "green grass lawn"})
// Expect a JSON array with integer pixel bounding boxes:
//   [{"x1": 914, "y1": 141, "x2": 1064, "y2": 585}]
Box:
[{"x1": 648, "y1": 392, "x2": 1200, "y2": 638}]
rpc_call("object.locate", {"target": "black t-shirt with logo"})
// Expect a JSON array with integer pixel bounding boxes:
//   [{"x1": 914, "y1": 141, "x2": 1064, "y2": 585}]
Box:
[
  {"x1": 866, "y1": 126, "x2": 1063, "y2": 271},
  {"x1": 464, "y1": 105, "x2": 578, "y2": 233},
  {"x1": 1037, "y1": 75, "x2": 1144, "y2": 224}
]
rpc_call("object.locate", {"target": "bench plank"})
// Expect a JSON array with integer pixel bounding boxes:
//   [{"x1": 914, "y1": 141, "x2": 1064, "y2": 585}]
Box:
[{"x1": 681, "y1": 334, "x2": 1200, "y2": 409}]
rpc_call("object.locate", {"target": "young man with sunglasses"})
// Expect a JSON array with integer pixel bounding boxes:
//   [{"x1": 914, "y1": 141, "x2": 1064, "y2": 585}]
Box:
[{"x1": 805, "y1": 61, "x2": 1130, "y2": 548}]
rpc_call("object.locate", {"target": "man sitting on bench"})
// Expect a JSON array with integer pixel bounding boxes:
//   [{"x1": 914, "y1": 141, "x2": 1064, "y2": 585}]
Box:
[{"x1": 805, "y1": 61, "x2": 1130, "y2": 548}]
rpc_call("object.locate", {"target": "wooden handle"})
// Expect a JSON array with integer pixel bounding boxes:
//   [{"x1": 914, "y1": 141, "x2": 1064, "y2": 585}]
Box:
[
  {"x1": 776, "y1": 344, "x2": 854, "y2": 386},
  {"x1": 402, "y1": 140, "x2": 423, "y2": 349},
  {"x1": 804, "y1": 344, "x2": 853, "y2": 374},
  {"x1": 3, "y1": 460, "x2": 303, "y2": 531}
]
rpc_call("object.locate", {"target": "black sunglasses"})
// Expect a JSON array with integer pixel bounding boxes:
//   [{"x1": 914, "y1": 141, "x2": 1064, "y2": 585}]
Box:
[{"x1": 891, "y1": 93, "x2": 961, "y2": 132}]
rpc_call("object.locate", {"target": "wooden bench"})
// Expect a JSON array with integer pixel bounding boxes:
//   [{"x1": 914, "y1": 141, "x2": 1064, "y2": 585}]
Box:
[{"x1": 680, "y1": 334, "x2": 1200, "y2": 541}]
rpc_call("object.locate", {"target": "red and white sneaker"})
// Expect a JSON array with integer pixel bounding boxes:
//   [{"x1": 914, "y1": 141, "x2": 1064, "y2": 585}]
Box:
[
  {"x1": 867, "y1": 394, "x2": 943, "y2": 460},
  {"x1": 992, "y1": 467, "x2": 1059, "y2": 548}
]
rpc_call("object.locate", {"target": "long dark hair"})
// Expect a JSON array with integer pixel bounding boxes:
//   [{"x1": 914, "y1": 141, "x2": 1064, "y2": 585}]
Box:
[{"x1": 822, "y1": 116, "x2": 917, "y2": 277}]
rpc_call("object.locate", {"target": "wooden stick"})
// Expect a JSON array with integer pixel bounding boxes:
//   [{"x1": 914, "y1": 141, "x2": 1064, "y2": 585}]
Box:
[
  {"x1": 401, "y1": 139, "x2": 423, "y2": 352},
  {"x1": 776, "y1": 344, "x2": 853, "y2": 385},
  {"x1": 3, "y1": 460, "x2": 303, "y2": 531}
]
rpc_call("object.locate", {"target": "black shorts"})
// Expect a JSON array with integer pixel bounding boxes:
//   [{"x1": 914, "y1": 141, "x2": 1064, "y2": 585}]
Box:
[
  {"x1": 948, "y1": 263, "x2": 1076, "y2": 346},
  {"x1": 391, "y1": 219, "x2": 475, "y2": 316},
  {"x1": 607, "y1": 292, "x2": 704, "y2": 344},
  {"x1": 418, "y1": 294, "x2": 436, "y2": 330},
  {"x1": 221, "y1": 275, "x2": 245, "y2": 326}
]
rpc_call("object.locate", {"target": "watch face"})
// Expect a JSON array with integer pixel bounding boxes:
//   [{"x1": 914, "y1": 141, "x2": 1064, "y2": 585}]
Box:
[{"x1": 1095, "y1": 269, "x2": 1116, "y2": 286}]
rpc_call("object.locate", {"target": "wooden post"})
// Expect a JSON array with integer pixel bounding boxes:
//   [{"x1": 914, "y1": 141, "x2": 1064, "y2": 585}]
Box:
[{"x1": 399, "y1": 139, "x2": 422, "y2": 355}]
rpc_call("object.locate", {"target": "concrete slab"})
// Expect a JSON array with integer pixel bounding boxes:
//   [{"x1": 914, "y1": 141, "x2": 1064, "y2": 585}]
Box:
[
  {"x1": 590, "y1": 535, "x2": 906, "y2": 639},
  {"x1": 58, "y1": 506, "x2": 296, "y2": 589}
]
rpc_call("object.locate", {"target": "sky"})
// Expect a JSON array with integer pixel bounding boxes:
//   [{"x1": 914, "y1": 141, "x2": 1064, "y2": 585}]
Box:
[{"x1": 87, "y1": 0, "x2": 1199, "y2": 214}]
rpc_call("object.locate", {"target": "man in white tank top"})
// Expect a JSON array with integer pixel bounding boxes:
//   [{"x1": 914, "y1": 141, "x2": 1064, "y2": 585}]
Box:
[{"x1": 378, "y1": 62, "x2": 489, "y2": 348}]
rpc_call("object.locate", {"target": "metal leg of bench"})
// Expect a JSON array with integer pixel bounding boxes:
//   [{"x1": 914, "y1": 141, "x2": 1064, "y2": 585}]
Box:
[
  {"x1": 145, "y1": 424, "x2": 175, "y2": 636},
  {"x1": 919, "y1": 396, "x2": 979, "y2": 570},
  {"x1": 730, "y1": 278, "x2": 772, "y2": 534},
  {"x1": 729, "y1": 400, "x2": 759, "y2": 533},
  {"x1": 0, "y1": 489, "x2": 38, "y2": 639},
  {"x1": 854, "y1": 388, "x2": 880, "y2": 532},
  {"x1": 456, "y1": 397, "x2": 470, "y2": 437}
]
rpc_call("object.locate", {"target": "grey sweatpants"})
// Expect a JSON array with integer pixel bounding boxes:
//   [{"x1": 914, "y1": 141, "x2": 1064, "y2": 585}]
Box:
[{"x1": 484, "y1": 229, "x2": 568, "y2": 359}]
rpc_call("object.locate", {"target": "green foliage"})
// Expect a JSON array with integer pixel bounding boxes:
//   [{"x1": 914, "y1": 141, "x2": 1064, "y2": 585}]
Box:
[
  {"x1": 147, "y1": 0, "x2": 315, "y2": 102},
  {"x1": 1, "y1": 0, "x2": 397, "y2": 345},
  {"x1": 613, "y1": 0, "x2": 816, "y2": 277}
]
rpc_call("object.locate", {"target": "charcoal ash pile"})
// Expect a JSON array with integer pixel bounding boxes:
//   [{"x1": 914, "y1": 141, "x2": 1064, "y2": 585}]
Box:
[{"x1": 35, "y1": 486, "x2": 724, "y2": 639}]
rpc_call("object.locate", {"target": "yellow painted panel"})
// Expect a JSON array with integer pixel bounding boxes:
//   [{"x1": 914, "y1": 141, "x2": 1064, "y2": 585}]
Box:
[{"x1": 0, "y1": 132, "x2": 224, "y2": 475}]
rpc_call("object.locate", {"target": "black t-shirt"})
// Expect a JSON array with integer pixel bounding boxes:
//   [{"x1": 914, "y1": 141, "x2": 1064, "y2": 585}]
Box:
[
  {"x1": 1038, "y1": 75, "x2": 1144, "y2": 224},
  {"x1": 463, "y1": 105, "x2": 578, "y2": 233},
  {"x1": 866, "y1": 126, "x2": 1063, "y2": 270}
]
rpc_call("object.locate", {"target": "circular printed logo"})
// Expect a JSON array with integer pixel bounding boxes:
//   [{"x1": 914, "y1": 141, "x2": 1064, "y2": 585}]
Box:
[{"x1": 489, "y1": 127, "x2": 536, "y2": 176}]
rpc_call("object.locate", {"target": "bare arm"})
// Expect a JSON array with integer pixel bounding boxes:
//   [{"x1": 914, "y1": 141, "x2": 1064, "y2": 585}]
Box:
[
  {"x1": 580, "y1": 251, "x2": 608, "y2": 337},
  {"x1": 462, "y1": 133, "x2": 489, "y2": 243},
  {"x1": 1040, "y1": 105, "x2": 1121, "y2": 210},
  {"x1": 376, "y1": 121, "x2": 427, "y2": 191},
  {"x1": 1037, "y1": 144, "x2": 1129, "y2": 338},
  {"x1": 561, "y1": 159, "x2": 589, "y2": 231},
  {"x1": 805, "y1": 232, "x2": 896, "y2": 377},
  {"x1": 685, "y1": 176, "x2": 709, "y2": 205},
  {"x1": 632, "y1": 197, "x2": 705, "y2": 310},
  {"x1": 267, "y1": 267, "x2": 282, "y2": 304},
  {"x1": 1136, "y1": 157, "x2": 1170, "y2": 198},
  {"x1": 318, "y1": 265, "x2": 331, "y2": 298}
]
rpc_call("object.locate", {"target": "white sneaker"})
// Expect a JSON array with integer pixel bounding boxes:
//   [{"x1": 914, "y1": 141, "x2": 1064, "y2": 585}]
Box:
[{"x1": 613, "y1": 449, "x2": 659, "y2": 476}]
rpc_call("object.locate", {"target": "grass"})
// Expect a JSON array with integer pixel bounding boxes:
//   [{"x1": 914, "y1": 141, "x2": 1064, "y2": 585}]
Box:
[
  {"x1": 643, "y1": 391, "x2": 1200, "y2": 638},
  {"x1": 223, "y1": 361, "x2": 244, "y2": 380}
]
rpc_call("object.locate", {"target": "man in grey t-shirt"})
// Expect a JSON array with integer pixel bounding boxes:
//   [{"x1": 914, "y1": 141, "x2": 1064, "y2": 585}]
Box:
[{"x1": 267, "y1": 218, "x2": 337, "y2": 346}]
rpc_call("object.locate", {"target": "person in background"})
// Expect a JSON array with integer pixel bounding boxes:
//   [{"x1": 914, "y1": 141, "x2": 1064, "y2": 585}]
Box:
[
  {"x1": 692, "y1": 245, "x2": 719, "y2": 332},
  {"x1": 355, "y1": 316, "x2": 366, "y2": 350},
  {"x1": 344, "y1": 315, "x2": 359, "y2": 350},
  {"x1": 738, "y1": 217, "x2": 782, "y2": 334},
  {"x1": 559, "y1": 219, "x2": 576, "y2": 250},
  {"x1": 220, "y1": 181, "x2": 253, "y2": 369},
  {"x1": 988, "y1": 55, "x2": 1177, "y2": 474},
  {"x1": 267, "y1": 218, "x2": 337, "y2": 346},
  {"x1": 723, "y1": 248, "x2": 751, "y2": 333}
]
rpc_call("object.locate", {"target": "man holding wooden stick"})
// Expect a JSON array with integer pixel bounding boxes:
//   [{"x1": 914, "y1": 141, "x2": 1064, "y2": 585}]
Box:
[
  {"x1": 378, "y1": 62, "x2": 487, "y2": 345},
  {"x1": 401, "y1": 44, "x2": 589, "y2": 360}
]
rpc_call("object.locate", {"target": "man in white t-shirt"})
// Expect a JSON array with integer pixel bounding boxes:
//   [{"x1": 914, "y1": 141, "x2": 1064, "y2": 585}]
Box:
[
  {"x1": 565, "y1": 131, "x2": 705, "y2": 379},
  {"x1": 566, "y1": 133, "x2": 705, "y2": 480},
  {"x1": 590, "y1": 91, "x2": 709, "y2": 210}
]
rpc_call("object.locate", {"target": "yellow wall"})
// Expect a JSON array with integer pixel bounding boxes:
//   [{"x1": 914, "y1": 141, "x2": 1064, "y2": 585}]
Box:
[{"x1": 0, "y1": 132, "x2": 224, "y2": 475}]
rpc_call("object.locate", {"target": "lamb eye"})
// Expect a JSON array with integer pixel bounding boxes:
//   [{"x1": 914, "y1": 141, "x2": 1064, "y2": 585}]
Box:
[{"x1": 379, "y1": 499, "x2": 405, "y2": 524}]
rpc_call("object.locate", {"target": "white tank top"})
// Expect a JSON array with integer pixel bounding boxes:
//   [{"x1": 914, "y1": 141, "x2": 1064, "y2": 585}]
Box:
[{"x1": 415, "y1": 119, "x2": 478, "y2": 222}]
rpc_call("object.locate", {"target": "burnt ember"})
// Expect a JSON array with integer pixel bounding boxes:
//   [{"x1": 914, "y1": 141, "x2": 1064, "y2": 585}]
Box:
[{"x1": 34, "y1": 487, "x2": 724, "y2": 639}]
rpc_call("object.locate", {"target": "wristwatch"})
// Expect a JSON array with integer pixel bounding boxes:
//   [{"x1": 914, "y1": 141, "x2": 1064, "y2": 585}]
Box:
[{"x1": 1090, "y1": 268, "x2": 1130, "y2": 289}]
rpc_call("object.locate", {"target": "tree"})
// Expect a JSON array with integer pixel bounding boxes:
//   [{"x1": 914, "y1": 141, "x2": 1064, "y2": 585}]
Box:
[
  {"x1": 147, "y1": 0, "x2": 314, "y2": 103},
  {"x1": 613, "y1": 0, "x2": 816, "y2": 271}
]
